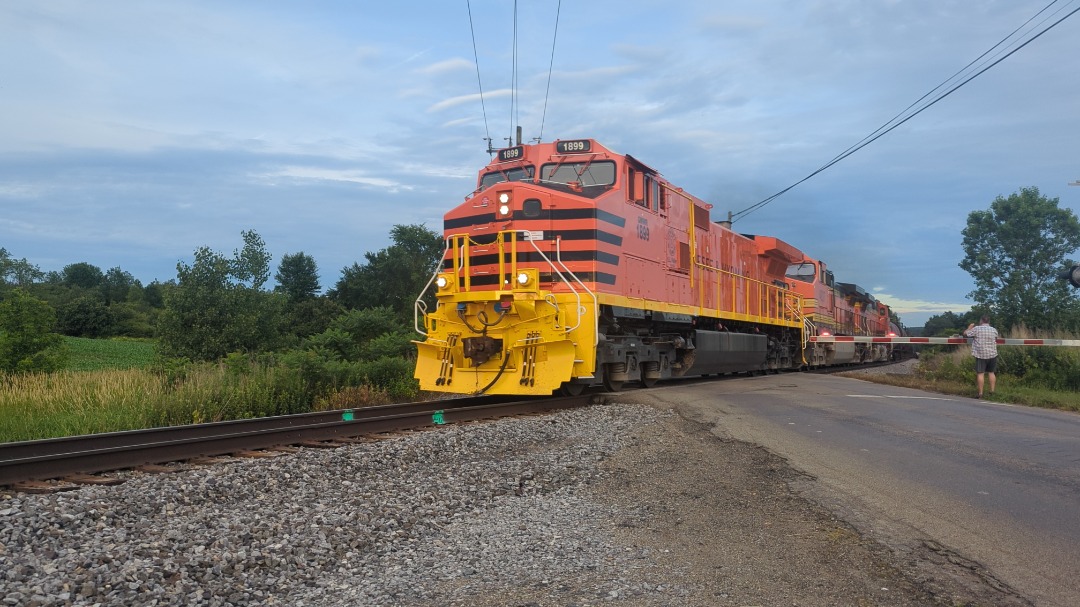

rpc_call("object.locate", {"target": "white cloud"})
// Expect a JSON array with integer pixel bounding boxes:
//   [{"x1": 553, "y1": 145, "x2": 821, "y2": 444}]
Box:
[
  {"x1": 428, "y1": 89, "x2": 512, "y2": 113},
  {"x1": 259, "y1": 167, "x2": 408, "y2": 191},
  {"x1": 417, "y1": 58, "x2": 474, "y2": 75}
]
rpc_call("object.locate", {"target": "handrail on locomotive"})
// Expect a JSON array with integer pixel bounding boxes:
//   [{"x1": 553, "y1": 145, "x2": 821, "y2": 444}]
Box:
[{"x1": 415, "y1": 229, "x2": 598, "y2": 341}]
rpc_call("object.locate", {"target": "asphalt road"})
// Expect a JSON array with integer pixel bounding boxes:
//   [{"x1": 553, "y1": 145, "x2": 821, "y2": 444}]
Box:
[{"x1": 633, "y1": 373, "x2": 1080, "y2": 607}]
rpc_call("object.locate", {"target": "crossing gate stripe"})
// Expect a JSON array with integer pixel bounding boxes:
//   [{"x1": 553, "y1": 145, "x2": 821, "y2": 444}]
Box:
[{"x1": 808, "y1": 336, "x2": 1080, "y2": 347}]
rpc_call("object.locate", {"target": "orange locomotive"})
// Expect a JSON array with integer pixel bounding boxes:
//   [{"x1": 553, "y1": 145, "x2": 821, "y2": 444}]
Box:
[
  {"x1": 752, "y1": 237, "x2": 895, "y2": 366},
  {"x1": 414, "y1": 139, "x2": 893, "y2": 395}
]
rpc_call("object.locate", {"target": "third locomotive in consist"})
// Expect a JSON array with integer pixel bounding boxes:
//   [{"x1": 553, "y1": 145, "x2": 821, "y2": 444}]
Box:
[{"x1": 414, "y1": 139, "x2": 898, "y2": 396}]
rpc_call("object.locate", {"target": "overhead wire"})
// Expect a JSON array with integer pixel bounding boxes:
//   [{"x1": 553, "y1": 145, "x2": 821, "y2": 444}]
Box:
[
  {"x1": 465, "y1": 0, "x2": 493, "y2": 153},
  {"x1": 538, "y1": 0, "x2": 563, "y2": 142},
  {"x1": 731, "y1": 0, "x2": 1080, "y2": 223},
  {"x1": 510, "y1": 0, "x2": 519, "y2": 145},
  {"x1": 817, "y1": 0, "x2": 1068, "y2": 180}
]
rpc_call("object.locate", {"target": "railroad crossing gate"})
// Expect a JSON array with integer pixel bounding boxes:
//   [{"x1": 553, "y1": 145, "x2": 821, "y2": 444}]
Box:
[{"x1": 810, "y1": 336, "x2": 1080, "y2": 347}]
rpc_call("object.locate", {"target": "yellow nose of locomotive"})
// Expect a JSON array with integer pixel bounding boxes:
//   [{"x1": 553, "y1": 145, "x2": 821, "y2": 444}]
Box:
[{"x1": 414, "y1": 242, "x2": 594, "y2": 395}]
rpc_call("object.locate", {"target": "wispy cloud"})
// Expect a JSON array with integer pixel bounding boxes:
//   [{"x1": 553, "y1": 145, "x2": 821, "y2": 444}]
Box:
[
  {"x1": 417, "y1": 58, "x2": 474, "y2": 75},
  {"x1": 260, "y1": 167, "x2": 408, "y2": 191},
  {"x1": 428, "y1": 89, "x2": 512, "y2": 113}
]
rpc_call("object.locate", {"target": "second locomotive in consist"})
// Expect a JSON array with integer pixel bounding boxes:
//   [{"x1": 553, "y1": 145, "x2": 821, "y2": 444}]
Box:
[{"x1": 414, "y1": 139, "x2": 895, "y2": 396}]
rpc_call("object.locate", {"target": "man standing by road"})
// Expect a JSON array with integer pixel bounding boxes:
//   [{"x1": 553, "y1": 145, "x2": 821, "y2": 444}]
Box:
[{"x1": 964, "y1": 315, "x2": 999, "y2": 398}]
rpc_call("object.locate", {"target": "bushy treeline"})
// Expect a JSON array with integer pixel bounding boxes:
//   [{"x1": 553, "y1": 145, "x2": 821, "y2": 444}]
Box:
[
  {"x1": 1, "y1": 248, "x2": 166, "y2": 342},
  {"x1": 0, "y1": 225, "x2": 444, "y2": 408}
]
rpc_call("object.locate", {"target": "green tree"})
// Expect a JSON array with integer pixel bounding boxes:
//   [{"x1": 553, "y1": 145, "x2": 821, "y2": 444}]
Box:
[
  {"x1": 110, "y1": 301, "x2": 156, "y2": 338},
  {"x1": 232, "y1": 229, "x2": 272, "y2": 289},
  {"x1": 62, "y1": 262, "x2": 105, "y2": 290},
  {"x1": 101, "y1": 266, "x2": 136, "y2": 305},
  {"x1": 330, "y1": 224, "x2": 444, "y2": 320},
  {"x1": 283, "y1": 297, "x2": 343, "y2": 339},
  {"x1": 275, "y1": 252, "x2": 321, "y2": 302},
  {"x1": 306, "y1": 307, "x2": 413, "y2": 361},
  {"x1": 158, "y1": 234, "x2": 283, "y2": 361},
  {"x1": 921, "y1": 311, "x2": 977, "y2": 337},
  {"x1": 0, "y1": 248, "x2": 44, "y2": 289},
  {"x1": 57, "y1": 295, "x2": 114, "y2": 337},
  {"x1": 960, "y1": 186, "x2": 1080, "y2": 331},
  {"x1": 0, "y1": 289, "x2": 68, "y2": 372},
  {"x1": 143, "y1": 281, "x2": 168, "y2": 308}
]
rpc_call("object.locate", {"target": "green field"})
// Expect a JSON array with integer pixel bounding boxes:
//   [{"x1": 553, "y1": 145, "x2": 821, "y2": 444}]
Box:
[{"x1": 63, "y1": 337, "x2": 157, "y2": 371}]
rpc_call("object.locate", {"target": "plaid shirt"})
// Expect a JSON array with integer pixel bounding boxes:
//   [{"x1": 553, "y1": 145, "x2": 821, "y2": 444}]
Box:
[{"x1": 964, "y1": 323, "x2": 999, "y2": 359}]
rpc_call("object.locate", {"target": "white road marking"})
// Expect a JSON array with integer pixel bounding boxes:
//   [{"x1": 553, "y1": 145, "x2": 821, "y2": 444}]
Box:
[{"x1": 847, "y1": 395, "x2": 956, "y2": 401}]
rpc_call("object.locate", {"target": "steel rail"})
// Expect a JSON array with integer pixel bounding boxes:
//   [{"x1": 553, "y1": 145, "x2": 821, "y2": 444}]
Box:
[{"x1": 0, "y1": 395, "x2": 592, "y2": 487}]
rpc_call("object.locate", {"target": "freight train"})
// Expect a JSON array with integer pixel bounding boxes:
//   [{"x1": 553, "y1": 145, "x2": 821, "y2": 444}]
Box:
[{"x1": 413, "y1": 139, "x2": 896, "y2": 396}]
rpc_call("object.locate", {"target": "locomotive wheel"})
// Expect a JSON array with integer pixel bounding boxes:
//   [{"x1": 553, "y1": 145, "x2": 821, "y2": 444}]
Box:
[
  {"x1": 559, "y1": 382, "x2": 584, "y2": 396},
  {"x1": 602, "y1": 375, "x2": 624, "y2": 392},
  {"x1": 602, "y1": 362, "x2": 626, "y2": 392}
]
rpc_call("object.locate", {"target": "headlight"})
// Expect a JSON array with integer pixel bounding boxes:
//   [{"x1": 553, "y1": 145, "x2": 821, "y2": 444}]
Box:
[
  {"x1": 516, "y1": 272, "x2": 531, "y2": 286},
  {"x1": 497, "y1": 192, "x2": 511, "y2": 216},
  {"x1": 435, "y1": 275, "x2": 448, "y2": 289}
]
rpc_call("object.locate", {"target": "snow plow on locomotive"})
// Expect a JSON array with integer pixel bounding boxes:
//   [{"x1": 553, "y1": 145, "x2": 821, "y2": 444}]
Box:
[{"x1": 414, "y1": 139, "x2": 896, "y2": 396}]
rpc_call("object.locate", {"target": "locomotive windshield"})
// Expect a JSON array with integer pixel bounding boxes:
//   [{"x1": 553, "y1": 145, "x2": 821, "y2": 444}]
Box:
[
  {"x1": 479, "y1": 166, "x2": 535, "y2": 190},
  {"x1": 785, "y1": 262, "x2": 816, "y2": 283},
  {"x1": 537, "y1": 161, "x2": 616, "y2": 199}
]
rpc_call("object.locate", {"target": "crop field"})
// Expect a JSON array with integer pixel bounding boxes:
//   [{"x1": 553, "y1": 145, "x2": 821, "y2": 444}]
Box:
[{"x1": 63, "y1": 337, "x2": 157, "y2": 371}]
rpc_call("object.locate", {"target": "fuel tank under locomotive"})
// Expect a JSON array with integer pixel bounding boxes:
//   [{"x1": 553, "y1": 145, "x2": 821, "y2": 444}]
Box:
[
  {"x1": 598, "y1": 329, "x2": 767, "y2": 379},
  {"x1": 594, "y1": 305, "x2": 773, "y2": 385}
]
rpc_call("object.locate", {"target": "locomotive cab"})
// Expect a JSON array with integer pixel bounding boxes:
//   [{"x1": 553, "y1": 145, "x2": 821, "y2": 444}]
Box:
[{"x1": 782, "y1": 257, "x2": 891, "y2": 365}]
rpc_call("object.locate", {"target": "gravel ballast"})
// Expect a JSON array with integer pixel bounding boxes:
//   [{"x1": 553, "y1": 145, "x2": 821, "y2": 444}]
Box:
[
  {"x1": 2, "y1": 398, "x2": 975, "y2": 606},
  {"x1": 1, "y1": 405, "x2": 688, "y2": 606}
]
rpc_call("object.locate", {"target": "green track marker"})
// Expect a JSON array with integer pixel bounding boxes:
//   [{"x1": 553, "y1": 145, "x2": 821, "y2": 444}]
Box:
[
  {"x1": 342, "y1": 410, "x2": 354, "y2": 421},
  {"x1": 432, "y1": 410, "x2": 445, "y2": 425}
]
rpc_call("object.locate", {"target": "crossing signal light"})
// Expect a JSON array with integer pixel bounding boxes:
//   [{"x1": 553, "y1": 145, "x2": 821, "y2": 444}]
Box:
[{"x1": 1059, "y1": 265, "x2": 1080, "y2": 288}]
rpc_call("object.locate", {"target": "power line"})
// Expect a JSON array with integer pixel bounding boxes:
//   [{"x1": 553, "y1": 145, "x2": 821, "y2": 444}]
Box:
[
  {"x1": 538, "y1": 0, "x2": 563, "y2": 142},
  {"x1": 465, "y1": 0, "x2": 493, "y2": 154},
  {"x1": 816, "y1": 0, "x2": 1069, "y2": 179},
  {"x1": 731, "y1": 0, "x2": 1080, "y2": 223},
  {"x1": 510, "y1": 0, "x2": 519, "y2": 145}
]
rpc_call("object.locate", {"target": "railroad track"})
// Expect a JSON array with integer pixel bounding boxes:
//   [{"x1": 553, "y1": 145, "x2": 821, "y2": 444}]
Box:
[
  {"x1": 0, "y1": 360, "x2": 909, "y2": 492},
  {"x1": 0, "y1": 394, "x2": 594, "y2": 491}
]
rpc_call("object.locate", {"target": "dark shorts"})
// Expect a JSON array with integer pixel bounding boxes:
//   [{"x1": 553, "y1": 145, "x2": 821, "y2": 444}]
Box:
[{"x1": 975, "y1": 357, "x2": 997, "y2": 373}]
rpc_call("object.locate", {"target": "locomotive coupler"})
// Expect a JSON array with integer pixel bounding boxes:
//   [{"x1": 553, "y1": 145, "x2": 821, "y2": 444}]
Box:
[{"x1": 462, "y1": 336, "x2": 503, "y2": 366}]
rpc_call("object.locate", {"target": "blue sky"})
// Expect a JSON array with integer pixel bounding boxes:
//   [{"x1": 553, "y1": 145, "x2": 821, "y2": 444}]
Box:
[{"x1": 2, "y1": 1, "x2": 1078, "y2": 327}]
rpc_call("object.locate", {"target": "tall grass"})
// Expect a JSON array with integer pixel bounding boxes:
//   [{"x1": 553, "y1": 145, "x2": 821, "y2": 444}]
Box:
[
  {"x1": 0, "y1": 364, "x2": 292, "y2": 442},
  {"x1": 0, "y1": 369, "x2": 159, "y2": 441},
  {"x1": 0, "y1": 355, "x2": 418, "y2": 443}
]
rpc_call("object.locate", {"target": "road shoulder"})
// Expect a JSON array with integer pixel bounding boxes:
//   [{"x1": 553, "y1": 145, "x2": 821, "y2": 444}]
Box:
[{"x1": 600, "y1": 392, "x2": 1033, "y2": 606}]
